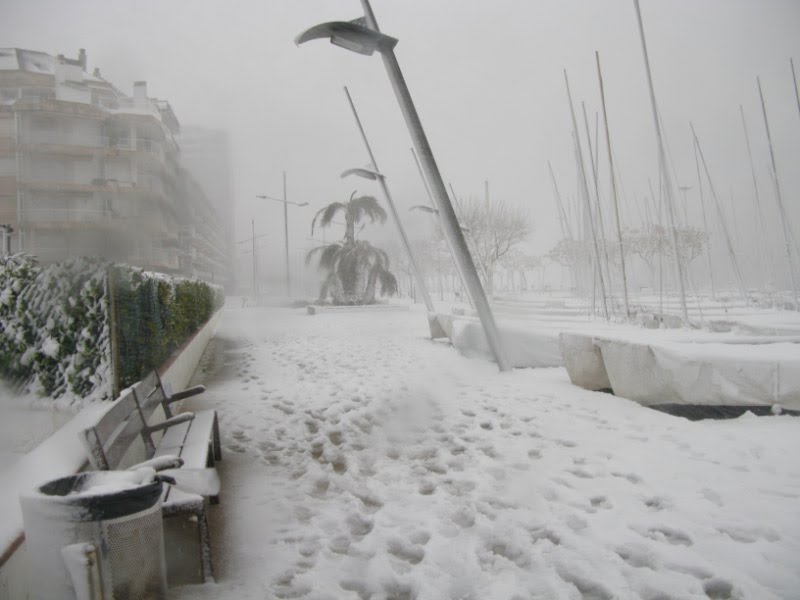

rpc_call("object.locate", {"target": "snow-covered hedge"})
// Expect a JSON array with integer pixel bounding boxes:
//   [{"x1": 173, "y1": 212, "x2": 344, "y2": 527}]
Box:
[
  {"x1": 0, "y1": 255, "x2": 109, "y2": 403},
  {"x1": 0, "y1": 255, "x2": 223, "y2": 405}
]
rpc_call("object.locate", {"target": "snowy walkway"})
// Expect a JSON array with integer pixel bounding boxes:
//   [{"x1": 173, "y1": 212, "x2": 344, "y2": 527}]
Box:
[{"x1": 174, "y1": 306, "x2": 800, "y2": 600}]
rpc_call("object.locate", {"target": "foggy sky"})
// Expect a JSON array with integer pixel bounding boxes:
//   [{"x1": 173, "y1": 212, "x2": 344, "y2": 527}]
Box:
[{"x1": 3, "y1": 0, "x2": 800, "y2": 290}]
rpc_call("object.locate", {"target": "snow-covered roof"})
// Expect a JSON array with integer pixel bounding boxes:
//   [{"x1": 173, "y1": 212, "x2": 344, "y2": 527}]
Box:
[{"x1": 0, "y1": 48, "x2": 55, "y2": 74}]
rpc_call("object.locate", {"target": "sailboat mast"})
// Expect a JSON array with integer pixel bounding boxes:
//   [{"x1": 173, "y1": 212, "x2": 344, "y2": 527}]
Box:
[
  {"x1": 632, "y1": 0, "x2": 689, "y2": 325},
  {"x1": 565, "y1": 69, "x2": 609, "y2": 319},
  {"x1": 693, "y1": 141, "x2": 715, "y2": 299},
  {"x1": 582, "y1": 100, "x2": 615, "y2": 305},
  {"x1": 691, "y1": 124, "x2": 749, "y2": 305},
  {"x1": 596, "y1": 51, "x2": 630, "y2": 318},
  {"x1": 792, "y1": 58, "x2": 800, "y2": 122},
  {"x1": 739, "y1": 105, "x2": 770, "y2": 291},
  {"x1": 758, "y1": 77, "x2": 799, "y2": 309}
]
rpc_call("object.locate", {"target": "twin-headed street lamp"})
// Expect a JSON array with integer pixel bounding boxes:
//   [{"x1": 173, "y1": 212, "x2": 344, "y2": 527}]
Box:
[
  {"x1": 296, "y1": 1, "x2": 510, "y2": 370},
  {"x1": 256, "y1": 171, "x2": 309, "y2": 297}
]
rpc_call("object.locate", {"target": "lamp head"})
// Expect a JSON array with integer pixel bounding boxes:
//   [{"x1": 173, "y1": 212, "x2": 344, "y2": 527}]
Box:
[
  {"x1": 295, "y1": 21, "x2": 398, "y2": 56},
  {"x1": 341, "y1": 167, "x2": 382, "y2": 181}
]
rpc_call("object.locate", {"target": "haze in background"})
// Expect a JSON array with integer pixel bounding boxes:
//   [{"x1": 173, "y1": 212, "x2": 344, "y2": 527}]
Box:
[{"x1": 3, "y1": 0, "x2": 799, "y2": 293}]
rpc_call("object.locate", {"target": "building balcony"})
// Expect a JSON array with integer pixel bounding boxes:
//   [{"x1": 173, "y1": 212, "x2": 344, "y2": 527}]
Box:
[
  {"x1": 19, "y1": 208, "x2": 148, "y2": 230},
  {"x1": 19, "y1": 131, "x2": 165, "y2": 156},
  {"x1": 21, "y1": 207, "x2": 113, "y2": 228},
  {"x1": 0, "y1": 175, "x2": 17, "y2": 195},
  {"x1": 19, "y1": 177, "x2": 168, "y2": 198},
  {"x1": 132, "y1": 246, "x2": 181, "y2": 271},
  {"x1": 0, "y1": 87, "x2": 56, "y2": 105}
]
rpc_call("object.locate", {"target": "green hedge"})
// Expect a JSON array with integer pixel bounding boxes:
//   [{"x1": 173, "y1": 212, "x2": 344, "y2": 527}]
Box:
[
  {"x1": 112, "y1": 267, "x2": 224, "y2": 392},
  {"x1": 0, "y1": 255, "x2": 223, "y2": 404}
]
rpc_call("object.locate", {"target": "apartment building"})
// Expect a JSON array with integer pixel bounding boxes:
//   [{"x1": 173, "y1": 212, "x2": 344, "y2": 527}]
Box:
[
  {"x1": 0, "y1": 48, "x2": 229, "y2": 282},
  {"x1": 178, "y1": 126, "x2": 235, "y2": 286}
]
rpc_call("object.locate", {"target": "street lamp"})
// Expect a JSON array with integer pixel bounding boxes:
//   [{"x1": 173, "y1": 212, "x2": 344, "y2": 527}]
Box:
[
  {"x1": 0, "y1": 224, "x2": 13, "y2": 255},
  {"x1": 237, "y1": 222, "x2": 269, "y2": 298},
  {"x1": 296, "y1": 1, "x2": 510, "y2": 370},
  {"x1": 256, "y1": 172, "x2": 309, "y2": 297}
]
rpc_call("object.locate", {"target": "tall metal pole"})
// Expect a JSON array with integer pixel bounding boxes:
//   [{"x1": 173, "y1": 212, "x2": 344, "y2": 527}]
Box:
[
  {"x1": 283, "y1": 171, "x2": 290, "y2": 296},
  {"x1": 633, "y1": 0, "x2": 689, "y2": 325},
  {"x1": 792, "y1": 58, "x2": 800, "y2": 122},
  {"x1": 740, "y1": 105, "x2": 770, "y2": 290},
  {"x1": 758, "y1": 77, "x2": 799, "y2": 308},
  {"x1": 359, "y1": 0, "x2": 509, "y2": 370},
  {"x1": 449, "y1": 181, "x2": 490, "y2": 291},
  {"x1": 410, "y1": 147, "x2": 474, "y2": 308},
  {"x1": 582, "y1": 100, "x2": 614, "y2": 303},
  {"x1": 596, "y1": 51, "x2": 630, "y2": 318},
  {"x1": 565, "y1": 70, "x2": 608, "y2": 319},
  {"x1": 342, "y1": 86, "x2": 435, "y2": 314},
  {"x1": 693, "y1": 141, "x2": 715, "y2": 299},
  {"x1": 252, "y1": 219, "x2": 257, "y2": 298},
  {"x1": 691, "y1": 124, "x2": 749, "y2": 306}
]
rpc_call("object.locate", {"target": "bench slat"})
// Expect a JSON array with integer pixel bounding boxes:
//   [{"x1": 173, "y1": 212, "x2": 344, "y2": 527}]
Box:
[
  {"x1": 93, "y1": 391, "x2": 138, "y2": 442},
  {"x1": 153, "y1": 420, "x2": 192, "y2": 456},
  {"x1": 184, "y1": 411, "x2": 216, "y2": 447},
  {"x1": 175, "y1": 442, "x2": 213, "y2": 470}
]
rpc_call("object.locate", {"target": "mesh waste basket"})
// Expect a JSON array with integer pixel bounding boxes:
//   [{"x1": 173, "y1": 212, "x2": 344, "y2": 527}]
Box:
[{"x1": 20, "y1": 470, "x2": 167, "y2": 600}]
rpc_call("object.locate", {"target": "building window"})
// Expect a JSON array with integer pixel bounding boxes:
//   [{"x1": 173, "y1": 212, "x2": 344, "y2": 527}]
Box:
[{"x1": 0, "y1": 156, "x2": 15, "y2": 176}]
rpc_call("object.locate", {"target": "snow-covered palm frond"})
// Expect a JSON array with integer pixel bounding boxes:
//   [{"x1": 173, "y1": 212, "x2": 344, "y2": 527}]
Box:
[
  {"x1": 311, "y1": 202, "x2": 347, "y2": 235},
  {"x1": 305, "y1": 242, "x2": 343, "y2": 270},
  {"x1": 349, "y1": 195, "x2": 387, "y2": 227},
  {"x1": 375, "y1": 266, "x2": 398, "y2": 296},
  {"x1": 318, "y1": 271, "x2": 339, "y2": 302}
]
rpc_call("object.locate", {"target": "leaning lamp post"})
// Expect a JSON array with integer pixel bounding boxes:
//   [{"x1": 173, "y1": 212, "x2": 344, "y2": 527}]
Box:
[
  {"x1": 296, "y1": 1, "x2": 510, "y2": 371},
  {"x1": 256, "y1": 177, "x2": 309, "y2": 298}
]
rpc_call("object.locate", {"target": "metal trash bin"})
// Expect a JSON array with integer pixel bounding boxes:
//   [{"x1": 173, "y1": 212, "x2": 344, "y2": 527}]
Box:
[{"x1": 20, "y1": 469, "x2": 167, "y2": 600}]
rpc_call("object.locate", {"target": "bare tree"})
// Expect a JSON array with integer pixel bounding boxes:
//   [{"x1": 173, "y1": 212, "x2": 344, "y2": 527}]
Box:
[
  {"x1": 626, "y1": 225, "x2": 707, "y2": 287},
  {"x1": 453, "y1": 197, "x2": 532, "y2": 294}
]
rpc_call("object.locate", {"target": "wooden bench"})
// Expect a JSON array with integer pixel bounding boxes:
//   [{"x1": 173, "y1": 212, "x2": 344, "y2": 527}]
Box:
[{"x1": 80, "y1": 371, "x2": 221, "y2": 583}]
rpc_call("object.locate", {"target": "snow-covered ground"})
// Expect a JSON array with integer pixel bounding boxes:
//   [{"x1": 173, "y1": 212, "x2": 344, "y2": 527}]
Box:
[{"x1": 173, "y1": 305, "x2": 800, "y2": 600}]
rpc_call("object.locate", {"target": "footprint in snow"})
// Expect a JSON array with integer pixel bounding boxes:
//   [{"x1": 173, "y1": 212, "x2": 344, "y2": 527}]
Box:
[
  {"x1": 643, "y1": 496, "x2": 670, "y2": 511},
  {"x1": 418, "y1": 480, "x2": 436, "y2": 495},
  {"x1": 387, "y1": 537, "x2": 426, "y2": 565},
  {"x1": 590, "y1": 495, "x2": 612, "y2": 509},
  {"x1": 637, "y1": 525, "x2": 693, "y2": 546},
  {"x1": 567, "y1": 468, "x2": 594, "y2": 479},
  {"x1": 611, "y1": 471, "x2": 642, "y2": 484},
  {"x1": 703, "y1": 577, "x2": 736, "y2": 600},
  {"x1": 346, "y1": 512, "x2": 374, "y2": 537}
]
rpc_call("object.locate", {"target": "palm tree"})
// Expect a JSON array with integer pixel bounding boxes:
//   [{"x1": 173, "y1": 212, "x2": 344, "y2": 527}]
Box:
[{"x1": 306, "y1": 192, "x2": 398, "y2": 304}]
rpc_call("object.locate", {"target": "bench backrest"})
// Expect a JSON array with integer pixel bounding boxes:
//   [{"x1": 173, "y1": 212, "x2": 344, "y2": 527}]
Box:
[{"x1": 81, "y1": 371, "x2": 166, "y2": 470}]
